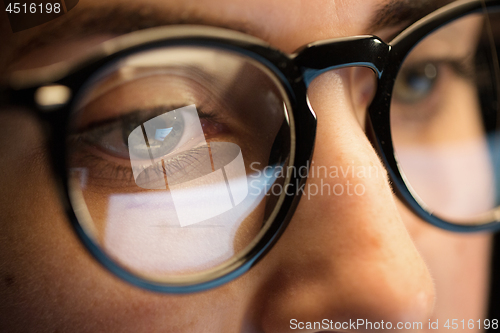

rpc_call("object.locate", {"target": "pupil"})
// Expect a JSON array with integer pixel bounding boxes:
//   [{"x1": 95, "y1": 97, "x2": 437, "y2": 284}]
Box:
[
  {"x1": 124, "y1": 110, "x2": 185, "y2": 160},
  {"x1": 407, "y1": 74, "x2": 431, "y2": 95},
  {"x1": 395, "y1": 63, "x2": 438, "y2": 104}
]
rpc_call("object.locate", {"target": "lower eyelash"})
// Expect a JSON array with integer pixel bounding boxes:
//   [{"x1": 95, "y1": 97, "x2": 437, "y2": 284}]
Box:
[
  {"x1": 69, "y1": 143, "x2": 212, "y2": 190},
  {"x1": 69, "y1": 150, "x2": 135, "y2": 185},
  {"x1": 137, "y1": 146, "x2": 214, "y2": 186}
]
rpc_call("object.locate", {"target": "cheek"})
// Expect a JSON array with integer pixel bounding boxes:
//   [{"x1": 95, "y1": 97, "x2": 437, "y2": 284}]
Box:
[
  {"x1": 0, "y1": 111, "x2": 252, "y2": 332},
  {"x1": 398, "y1": 199, "x2": 492, "y2": 325},
  {"x1": 0, "y1": 111, "x2": 116, "y2": 329}
]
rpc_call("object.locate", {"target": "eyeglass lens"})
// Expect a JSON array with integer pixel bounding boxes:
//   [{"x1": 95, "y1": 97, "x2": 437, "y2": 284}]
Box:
[
  {"x1": 66, "y1": 47, "x2": 291, "y2": 282},
  {"x1": 391, "y1": 11, "x2": 500, "y2": 225}
]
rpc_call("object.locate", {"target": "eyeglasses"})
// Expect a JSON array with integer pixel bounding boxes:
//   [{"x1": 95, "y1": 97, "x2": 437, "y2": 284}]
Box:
[{"x1": 2, "y1": 0, "x2": 500, "y2": 293}]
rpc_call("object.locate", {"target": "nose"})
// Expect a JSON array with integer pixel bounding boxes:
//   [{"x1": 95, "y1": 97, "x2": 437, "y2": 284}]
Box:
[{"x1": 257, "y1": 69, "x2": 435, "y2": 332}]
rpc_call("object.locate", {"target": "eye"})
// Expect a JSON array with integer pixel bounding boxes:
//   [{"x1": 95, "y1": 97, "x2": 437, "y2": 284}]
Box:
[
  {"x1": 77, "y1": 106, "x2": 208, "y2": 161},
  {"x1": 393, "y1": 62, "x2": 438, "y2": 104},
  {"x1": 127, "y1": 108, "x2": 188, "y2": 161}
]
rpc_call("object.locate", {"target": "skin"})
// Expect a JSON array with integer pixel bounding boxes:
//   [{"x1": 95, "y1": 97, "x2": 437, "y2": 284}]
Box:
[{"x1": 0, "y1": 0, "x2": 493, "y2": 332}]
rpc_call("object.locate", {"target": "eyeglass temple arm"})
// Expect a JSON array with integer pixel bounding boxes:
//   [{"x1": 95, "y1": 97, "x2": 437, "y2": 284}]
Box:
[
  {"x1": 0, "y1": 85, "x2": 38, "y2": 111},
  {"x1": 292, "y1": 35, "x2": 390, "y2": 87},
  {"x1": 0, "y1": 57, "x2": 76, "y2": 112}
]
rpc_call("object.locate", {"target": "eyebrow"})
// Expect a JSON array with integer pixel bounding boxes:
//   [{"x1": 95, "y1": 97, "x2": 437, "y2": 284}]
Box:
[{"x1": 369, "y1": 0, "x2": 456, "y2": 38}]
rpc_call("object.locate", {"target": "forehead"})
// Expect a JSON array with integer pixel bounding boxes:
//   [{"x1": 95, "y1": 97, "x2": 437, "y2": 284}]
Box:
[
  {"x1": 1, "y1": 0, "x2": 455, "y2": 70},
  {"x1": 4, "y1": 0, "x2": 382, "y2": 49}
]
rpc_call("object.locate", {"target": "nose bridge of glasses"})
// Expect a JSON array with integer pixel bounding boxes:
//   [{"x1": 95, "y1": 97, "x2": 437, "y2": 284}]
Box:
[{"x1": 293, "y1": 35, "x2": 390, "y2": 87}]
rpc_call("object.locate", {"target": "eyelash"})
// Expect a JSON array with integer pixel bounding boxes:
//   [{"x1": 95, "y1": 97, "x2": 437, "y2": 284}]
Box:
[
  {"x1": 403, "y1": 57, "x2": 475, "y2": 84},
  {"x1": 70, "y1": 146, "x2": 136, "y2": 184},
  {"x1": 438, "y1": 58, "x2": 475, "y2": 82},
  {"x1": 68, "y1": 106, "x2": 225, "y2": 187},
  {"x1": 393, "y1": 57, "x2": 475, "y2": 106},
  {"x1": 71, "y1": 104, "x2": 217, "y2": 137},
  {"x1": 69, "y1": 137, "x2": 218, "y2": 191}
]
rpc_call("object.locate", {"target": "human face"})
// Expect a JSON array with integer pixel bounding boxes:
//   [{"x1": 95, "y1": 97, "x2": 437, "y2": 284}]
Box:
[{"x1": 0, "y1": 0, "x2": 494, "y2": 332}]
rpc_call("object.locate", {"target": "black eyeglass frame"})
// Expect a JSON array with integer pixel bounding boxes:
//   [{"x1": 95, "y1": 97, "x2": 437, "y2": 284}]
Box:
[{"x1": 1, "y1": 0, "x2": 500, "y2": 293}]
